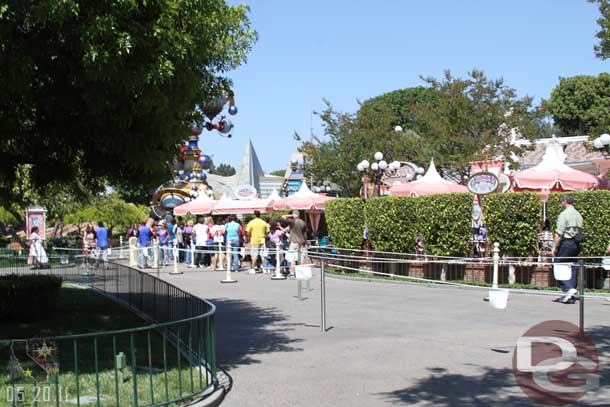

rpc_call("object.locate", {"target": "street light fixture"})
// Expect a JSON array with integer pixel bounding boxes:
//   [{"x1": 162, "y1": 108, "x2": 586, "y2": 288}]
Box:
[
  {"x1": 593, "y1": 134, "x2": 610, "y2": 152},
  {"x1": 357, "y1": 152, "x2": 390, "y2": 198}
]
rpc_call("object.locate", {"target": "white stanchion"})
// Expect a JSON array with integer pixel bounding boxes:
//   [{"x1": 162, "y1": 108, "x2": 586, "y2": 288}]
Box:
[
  {"x1": 189, "y1": 241, "x2": 196, "y2": 268},
  {"x1": 152, "y1": 239, "x2": 159, "y2": 269},
  {"x1": 221, "y1": 241, "x2": 237, "y2": 283},
  {"x1": 271, "y1": 242, "x2": 286, "y2": 280},
  {"x1": 170, "y1": 239, "x2": 182, "y2": 274},
  {"x1": 119, "y1": 236, "x2": 124, "y2": 259},
  {"x1": 129, "y1": 237, "x2": 137, "y2": 267},
  {"x1": 217, "y1": 242, "x2": 223, "y2": 270}
]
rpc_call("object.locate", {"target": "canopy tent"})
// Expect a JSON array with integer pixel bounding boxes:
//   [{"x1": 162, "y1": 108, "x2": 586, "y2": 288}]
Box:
[
  {"x1": 388, "y1": 159, "x2": 469, "y2": 196},
  {"x1": 273, "y1": 183, "x2": 335, "y2": 211},
  {"x1": 512, "y1": 141, "x2": 598, "y2": 192},
  {"x1": 273, "y1": 183, "x2": 336, "y2": 238},
  {"x1": 173, "y1": 194, "x2": 216, "y2": 216},
  {"x1": 212, "y1": 190, "x2": 281, "y2": 215}
]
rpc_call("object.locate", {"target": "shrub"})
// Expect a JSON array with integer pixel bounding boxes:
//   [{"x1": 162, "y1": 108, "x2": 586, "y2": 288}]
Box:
[
  {"x1": 325, "y1": 198, "x2": 365, "y2": 249},
  {"x1": 547, "y1": 190, "x2": 610, "y2": 256},
  {"x1": 484, "y1": 192, "x2": 541, "y2": 256},
  {"x1": 326, "y1": 193, "x2": 472, "y2": 256},
  {"x1": 0, "y1": 275, "x2": 63, "y2": 321}
]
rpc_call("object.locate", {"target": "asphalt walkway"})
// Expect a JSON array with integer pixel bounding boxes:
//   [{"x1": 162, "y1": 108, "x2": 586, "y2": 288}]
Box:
[{"x1": 153, "y1": 264, "x2": 610, "y2": 407}]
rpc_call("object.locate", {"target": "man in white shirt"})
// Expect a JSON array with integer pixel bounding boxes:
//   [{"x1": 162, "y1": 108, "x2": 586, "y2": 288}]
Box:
[{"x1": 193, "y1": 217, "x2": 209, "y2": 268}]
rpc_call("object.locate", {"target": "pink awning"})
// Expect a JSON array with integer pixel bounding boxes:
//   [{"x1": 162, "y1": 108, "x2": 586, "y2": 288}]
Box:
[
  {"x1": 512, "y1": 141, "x2": 598, "y2": 192},
  {"x1": 173, "y1": 195, "x2": 216, "y2": 215},
  {"x1": 273, "y1": 183, "x2": 335, "y2": 210},
  {"x1": 389, "y1": 159, "x2": 468, "y2": 196},
  {"x1": 212, "y1": 190, "x2": 280, "y2": 215}
]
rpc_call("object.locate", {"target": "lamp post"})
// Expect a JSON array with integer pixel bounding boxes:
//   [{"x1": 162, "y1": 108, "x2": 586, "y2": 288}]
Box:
[
  {"x1": 312, "y1": 180, "x2": 336, "y2": 196},
  {"x1": 357, "y1": 152, "x2": 402, "y2": 199},
  {"x1": 592, "y1": 133, "x2": 610, "y2": 153}
]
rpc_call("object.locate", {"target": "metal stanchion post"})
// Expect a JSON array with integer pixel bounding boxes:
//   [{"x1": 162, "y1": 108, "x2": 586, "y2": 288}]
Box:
[
  {"x1": 217, "y1": 242, "x2": 223, "y2": 271},
  {"x1": 321, "y1": 257, "x2": 327, "y2": 333},
  {"x1": 119, "y1": 236, "x2": 124, "y2": 259},
  {"x1": 189, "y1": 240, "x2": 196, "y2": 268},
  {"x1": 221, "y1": 241, "x2": 237, "y2": 283},
  {"x1": 579, "y1": 260, "x2": 585, "y2": 337},
  {"x1": 492, "y1": 242, "x2": 500, "y2": 289},
  {"x1": 129, "y1": 237, "x2": 137, "y2": 267},
  {"x1": 272, "y1": 242, "x2": 286, "y2": 280},
  {"x1": 170, "y1": 239, "x2": 182, "y2": 275},
  {"x1": 152, "y1": 239, "x2": 159, "y2": 271}
]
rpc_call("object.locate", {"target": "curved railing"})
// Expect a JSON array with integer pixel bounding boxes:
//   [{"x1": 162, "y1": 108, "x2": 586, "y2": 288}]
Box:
[{"x1": 0, "y1": 254, "x2": 217, "y2": 407}]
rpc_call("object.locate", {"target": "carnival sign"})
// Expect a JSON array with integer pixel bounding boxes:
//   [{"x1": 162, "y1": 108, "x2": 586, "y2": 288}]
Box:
[
  {"x1": 382, "y1": 162, "x2": 417, "y2": 186},
  {"x1": 234, "y1": 184, "x2": 258, "y2": 200},
  {"x1": 466, "y1": 172, "x2": 499, "y2": 195}
]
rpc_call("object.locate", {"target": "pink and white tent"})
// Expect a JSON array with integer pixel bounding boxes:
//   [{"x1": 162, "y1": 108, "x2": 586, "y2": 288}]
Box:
[
  {"x1": 273, "y1": 183, "x2": 335, "y2": 211},
  {"x1": 173, "y1": 194, "x2": 216, "y2": 216},
  {"x1": 212, "y1": 190, "x2": 281, "y2": 215},
  {"x1": 512, "y1": 141, "x2": 598, "y2": 192},
  {"x1": 388, "y1": 159, "x2": 468, "y2": 196}
]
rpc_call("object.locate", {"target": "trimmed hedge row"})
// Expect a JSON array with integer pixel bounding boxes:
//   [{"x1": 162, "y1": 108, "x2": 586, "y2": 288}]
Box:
[
  {"x1": 326, "y1": 194, "x2": 472, "y2": 256},
  {"x1": 325, "y1": 190, "x2": 610, "y2": 257},
  {"x1": 0, "y1": 275, "x2": 62, "y2": 321}
]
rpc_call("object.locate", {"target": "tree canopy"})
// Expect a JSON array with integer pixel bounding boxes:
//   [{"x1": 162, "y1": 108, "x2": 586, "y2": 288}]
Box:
[
  {"x1": 300, "y1": 70, "x2": 543, "y2": 195},
  {"x1": 0, "y1": 0, "x2": 256, "y2": 201},
  {"x1": 546, "y1": 73, "x2": 610, "y2": 136},
  {"x1": 64, "y1": 193, "x2": 149, "y2": 233},
  {"x1": 590, "y1": 0, "x2": 610, "y2": 59},
  {"x1": 210, "y1": 163, "x2": 237, "y2": 177}
]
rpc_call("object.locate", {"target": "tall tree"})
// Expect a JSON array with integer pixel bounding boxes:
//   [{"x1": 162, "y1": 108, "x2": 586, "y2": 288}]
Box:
[
  {"x1": 546, "y1": 73, "x2": 610, "y2": 136},
  {"x1": 210, "y1": 163, "x2": 236, "y2": 176},
  {"x1": 590, "y1": 0, "x2": 610, "y2": 59},
  {"x1": 416, "y1": 69, "x2": 542, "y2": 179},
  {"x1": 0, "y1": 0, "x2": 257, "y2": 199}
]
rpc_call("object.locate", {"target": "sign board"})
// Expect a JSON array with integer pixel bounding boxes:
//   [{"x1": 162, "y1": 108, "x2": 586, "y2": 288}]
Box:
[
  {"x1": 26, "y1": 206, "x2": 47, "y2": 240},
  {"x1": 466, "y1": 172, "x2": 499, "y2": 195},
  {"x1": 295, "y1": 264, "x2": 313, "y2": 280},
  {"x1": 285, "y1": 179, "x2": 303, "y2": 196},
  {"x1": 234, "y1": 184, "x2": 258, "y2": 200},
  {"x1": 382, "y1": 162, "x2": 417, "y2": 186}
]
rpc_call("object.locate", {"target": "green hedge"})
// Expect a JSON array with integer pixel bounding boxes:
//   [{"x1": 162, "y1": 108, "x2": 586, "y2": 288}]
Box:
[
  {"x1": 484, "y1": 192, "x2": 541, "y2": 256},
  {"x1": 326, "y1": 194, "x2": 472, "y2": 256},
  {"x1": 0, "y1": 275, "x2": 62, "y2": 321},
  {"x1": 325, "y1": 198, "x2": 365, "y2": 250},
  {"x1": 326, "y1": 190, "x2": 610, "y2": 257},
  {"x1": 547, "y1": 190, "x2": 610, "y2": 257}
]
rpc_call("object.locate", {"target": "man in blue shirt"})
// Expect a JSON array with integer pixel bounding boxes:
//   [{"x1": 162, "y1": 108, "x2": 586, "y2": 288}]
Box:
[
  {"x1": 137, "y1": 220, "x2": 153, "y2": 268},
  {"x1": 95, "y1": 221, "x2": 110, "y2": 270}
]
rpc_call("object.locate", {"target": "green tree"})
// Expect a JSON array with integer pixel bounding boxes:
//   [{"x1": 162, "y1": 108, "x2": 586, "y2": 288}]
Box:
[
  {"x1": 210, "y1": 163, "x2": 236, "y2": 176},
  {"x1": 64, "y1": 193, "x2": 149, "y2": 235},
  {"x1": 546, "y1": 73, "x2": 610, "y2": 136},
  {"x1": 416, "y1": 69, "x2": 542, "y2": 179},
  {"x1": 269, "y1": 169, "x2": 286, "y2": 177},
  {"x1": 0, "y1": 0, "x2": 256, "y2": 198},
  {"x1": 589, "y1": 0, "x2": 610, "y2": 59}
]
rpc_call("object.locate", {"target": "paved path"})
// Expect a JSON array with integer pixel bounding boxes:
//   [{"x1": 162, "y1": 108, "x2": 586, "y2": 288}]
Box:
[{"x1": 153, "y1": 264, "x2": 610, "y2": 406}]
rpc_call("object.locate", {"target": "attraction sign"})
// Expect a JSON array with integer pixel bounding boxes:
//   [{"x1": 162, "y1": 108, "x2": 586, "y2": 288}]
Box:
[
  {"x1": 382, "y1": 162, "x2": 418, "y2": 186},
  {"x1": 466, "y1": 172, "x2": 499, "y2": 195}
]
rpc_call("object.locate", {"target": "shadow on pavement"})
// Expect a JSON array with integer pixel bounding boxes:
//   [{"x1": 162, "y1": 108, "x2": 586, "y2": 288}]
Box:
[
  {"x1": 377, "y1": 324, "x2": 610, "y2": 406},
  {"x1": 212, "y1": 298, "x2": 304, "y2": 369}
]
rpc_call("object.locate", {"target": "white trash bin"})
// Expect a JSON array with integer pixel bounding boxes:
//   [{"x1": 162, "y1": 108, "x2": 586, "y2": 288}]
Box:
[{"x1": 488, "y1": 288, "x2": 509, "y2": 310}]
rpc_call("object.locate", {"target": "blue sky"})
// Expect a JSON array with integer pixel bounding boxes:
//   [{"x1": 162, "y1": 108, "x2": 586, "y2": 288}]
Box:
[{"x1": 201, "y1": 0, "x2": 608, "y2": 173}]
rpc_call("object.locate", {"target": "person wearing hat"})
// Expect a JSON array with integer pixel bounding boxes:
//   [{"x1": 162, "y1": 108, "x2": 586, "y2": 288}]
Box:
[{"x1": 283, "y1": 210, "x2": 307, "y2": 276}]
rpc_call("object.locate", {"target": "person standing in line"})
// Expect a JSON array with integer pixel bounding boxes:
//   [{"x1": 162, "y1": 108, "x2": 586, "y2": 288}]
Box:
[
  {"x1": 28, "y1": 226, "x2": 48, "y2": 268},
  {"x1": 245, "y1": 210, "x2": 270, "y2": 274},
  {"x1": 175, "y1": 217, "x2": 185, "y2": 263},
  {"x1": 225, "y1": 215, "x2": 242, "y2": 272},
  {"x1": 211, "y1": 218, "x2": 226, "y2": 270},
  {"x1": 95, "y1": 221, "x2": 110, "y2": 270},
  {"x1": 158, "y1": 221, "x2": 170, "y2": 266},
  {"x1": 284, "y1": 210, "x2": 307, "y2": 276},
  {"x1": 551, "y1": 194, "x2": 584, "y2": 304},
  {"x1": 193, "y1": 217, "x2": 209, "y2": 268},
  {"x1": 204, "y1": 216, "x2": 215, "y2": 268},
  {"x1": 167, "y1": 217, "x2": 175, "y2": 262},
  {"x1": 184, "y1": 220, "x2": 194, "y2": 266},
  {"x1": 137, "y1": 219, "x2": 153, "y2": 268}
]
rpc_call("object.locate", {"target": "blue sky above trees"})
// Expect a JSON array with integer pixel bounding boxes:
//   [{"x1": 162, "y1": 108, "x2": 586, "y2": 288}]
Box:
[{"x1": 206, "y1": 1, "x2": 608, "y2": 172}]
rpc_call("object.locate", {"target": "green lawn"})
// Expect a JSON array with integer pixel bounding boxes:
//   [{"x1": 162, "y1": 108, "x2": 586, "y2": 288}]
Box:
[{"x1": 0, "y1": 285, "x2": 210, "y2": 406}]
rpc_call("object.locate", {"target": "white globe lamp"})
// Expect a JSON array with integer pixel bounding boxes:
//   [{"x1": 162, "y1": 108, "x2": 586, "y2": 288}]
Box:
[
  {"x1": 379, "y1": 160, "x2": 388, "y2": 170},
  {"x1": 600, "y1": 134, "x2": 610, "y2": 146},
  {"x1": 361, "y1": 160, "x2": 370, "y2": 169},
  {"x1": 594, "y1": 138, "x2": 604, "y2": 149},
  {"x1": 371, "y1": 162, "x2": 379, "y2": 171},
  {"x1": 374, "y1": 152, "x2": 383, "y2": 161}
]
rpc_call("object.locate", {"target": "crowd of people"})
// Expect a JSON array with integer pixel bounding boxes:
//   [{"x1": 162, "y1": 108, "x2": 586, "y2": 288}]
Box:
[{"x1": 131, "y1": 210, "x2": 308, "y2": 276}]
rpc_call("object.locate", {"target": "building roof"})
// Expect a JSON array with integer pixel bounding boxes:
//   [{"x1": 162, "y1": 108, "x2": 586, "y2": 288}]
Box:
[{"x1": 515, "y1": 136, "x2": 606, "y2": 174}]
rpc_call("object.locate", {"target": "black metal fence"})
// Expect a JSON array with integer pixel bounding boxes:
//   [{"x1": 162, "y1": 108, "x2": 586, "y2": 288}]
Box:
[{"x1": 0, "y1": 254, "x2": 217, "y2": 407}]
